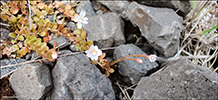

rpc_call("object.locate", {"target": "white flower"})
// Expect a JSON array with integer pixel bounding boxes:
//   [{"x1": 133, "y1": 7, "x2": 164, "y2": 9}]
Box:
[
  {"x1": 85, "y1": 45, "x2": 102, "y2": 60},
  {"x1": 74, "y1": 10, "x2": 88, "y2": 29},
  {"x1": 52, "y1": 52, "x2": 58, "y2": 59},
  {"x1": 148, "y1": 54, "x2": 157, "y2": 62}
]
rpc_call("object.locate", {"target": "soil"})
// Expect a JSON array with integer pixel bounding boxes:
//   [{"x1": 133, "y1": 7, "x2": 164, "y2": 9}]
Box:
[{"x1": 0, "y1": 77, "x2": 16, "y2": 100}]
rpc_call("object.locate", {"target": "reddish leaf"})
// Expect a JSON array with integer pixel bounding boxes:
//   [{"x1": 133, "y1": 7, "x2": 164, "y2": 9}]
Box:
[
  {"x1": 43, "y1": 37, "x2": 49, "y2": 43},
  {"x1": 65, "y1": 4, "x2": 71, "y2": 10},
  {"x1": 10, "y1": 6, "x2": 19, "y2": 14},
  {"x1": 0, "y1": 14, "x2": 8, "y2": 21}
]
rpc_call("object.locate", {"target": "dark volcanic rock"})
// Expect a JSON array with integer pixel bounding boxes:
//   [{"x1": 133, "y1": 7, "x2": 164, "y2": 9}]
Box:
[
  {"x1": 49, "y1": 52, "x2": 115, "y2": 99},
  {"x1": 134, "y1": 0, "x2": 192, "y2": 17},
  {"x1": 0, "y1": 59, "x2": 26, "y2": 79},
  {"x1": 83, "y1": 12, "x2": 125, "y2": 48},
  {"x1": 113, "y1": 44, "x2": 158, "y2": 84},
  {"x1": 96, "y1": 0, "x2": 130, "y2": 19},
  {"x1": 128, "y1": 2, "x2": 184, "y2": 57},
  {"x1": 9, "y1": 62, "x2": 52, "y2": 100},
  {"x1": 48, "y1": 35, "x2": 71, "y2": 49},
  {"x1": 133, "y1": 58, "x2": 218, "y2": 99},
  {"x1": 76, "y1": 1, "x2": 96, "y2": 16},
  {"x1": 0, "y1": 28, "x2": 11, "y2": 41}
]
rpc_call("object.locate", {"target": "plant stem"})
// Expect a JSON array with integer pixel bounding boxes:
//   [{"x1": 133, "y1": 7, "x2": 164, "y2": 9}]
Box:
[{"x1": 110, "y1": 54, "x2": 150, "y2": 66}]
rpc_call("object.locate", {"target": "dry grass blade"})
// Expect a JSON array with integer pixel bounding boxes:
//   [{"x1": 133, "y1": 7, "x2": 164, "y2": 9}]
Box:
[
  {"x1": 115, "y1": 82, "x2": 129, "y2": 100},
  {"x1": 181, "y1": 0, "x2": 218, "y2": 71}
]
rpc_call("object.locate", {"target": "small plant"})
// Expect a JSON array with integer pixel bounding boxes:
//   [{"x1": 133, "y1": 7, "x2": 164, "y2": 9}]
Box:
[{"x1": 0, "y1": 1, "x2": 157, "y2": 77}]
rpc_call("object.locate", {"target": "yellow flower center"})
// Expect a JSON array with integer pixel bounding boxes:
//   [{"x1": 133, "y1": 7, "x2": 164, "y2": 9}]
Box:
[{"x1": 91, "y1": 49, "x2": 97, "y2": 56}]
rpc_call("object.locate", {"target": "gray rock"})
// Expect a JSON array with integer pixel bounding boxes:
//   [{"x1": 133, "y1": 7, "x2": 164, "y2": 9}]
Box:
[
  {"x1": 49, "y1": 53, "x2": 115, "y2": 99},
  {"x1": 91, "y1": 1, "x2": 101, "y2": 11},
  {"x1": 0, "y1": 59, "x2": 26, "y2": 79},
  {"x1": 76, "y1": 1, "x2": 96, "y2": 16},
  {"x1": 69, "y1": 44, "x2": 80, "y2": 52},
  {"x1": 96, "y1": 10, "x2": 103, "y2": 15},
  {"x1": 67, "y1": 22, "x2": 76, "y2": 31},
  {"x1": 171, "y1": 1, "x2": 192, "y2": 16},
  {"x1": 9, "y1": 62, "x2": 52, "y2": 100},
  {"x1": 141, "y1": 42, "x2": 157, "y2": 55},
  {"x1": 83, "y1": 12, "x2": 125, "y2": 48},
  {"x1": 48, "y1": 35, "x2": 71, "y2": 49},
  {"x1": 58, "y1": 50, "x2": 73, "y2": 55},
  {"x1": 0, "y1": 28, "x2": 11, "y2": 41},
  {"x1": 128, "y1": 2, "x2": 184, "y2": 57},
  {"x1": 113, "y1": 44, "x2": 158, "y2": 84},
  {"x1": 97, "y1": 0, "x2": 130, "y2": 19},
  {"x1": 25, "y1": 51, "x2": 54, "y2": 67},
  {"x1": 132, "y1": 58, "x2": 218, "y2": 99},
  {"x1": 25, "y1": 51, "x2": 39, "y2": 60},
  {"x1": 45, "y1": 15, "x2": 55, "y2": 22},
  {"x1": 134, "y1": 0, "x2": 191, "y2": 17}
]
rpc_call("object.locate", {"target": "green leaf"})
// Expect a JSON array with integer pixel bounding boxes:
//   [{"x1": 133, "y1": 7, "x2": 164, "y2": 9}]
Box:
[
  {"x1": 29, "y1": 39, "x2": 37, "y2": 45},
  {"x1": 198, "y1": 24, "x2": 218, "y2": 35},
  {"x1": 39, "y1": 42, "x2": 47, "y2": 49},
  {"x1": 9, "y1": 32, "x2": 17, "y2": 38},
  {"x1": 29, "y1": 35, "x2": 37, "y2": 40},
  {"x1": 75, "y1": 36, "x2": 83, "y2": 42},
  {"x1": 51, "y1": 23, "x2": 58, "y2": 30},
  {"x1": 35, "y1": 39, "x2": 42, "y2": 46},
  {"x1": 108, "y1": 68, "x2": 115, "y2": 73},
  {"x1": 39, "y1": 31, "x2": 46, "y2": 37},
  {"x1": 87, "y1": 41, "x2": 93, "y2": 47},
  {"x1": 36, "y1": 50, "x2": 42, "y2": 56},
  {"x1": 32, "y1": 23, "x2": 37, "y2": 29},
  {"x1": 80, "y1": 47, "x2": 84, "y2": 52},
  {"x1": 80, "y1": 41, "x2": 86, "y2": 45},
  {"x1": 81, "y1": 31, "x2": 86, "y2": 40},
  {"x1": 11, "y1": 39, "x2": 17, "y2": 44},
  {"x1": 38, "y1": 19, "x2": 44, "y2": 26},
  {"x1": 82, "y1": 45, "x2": 89, "y2": 50},
  {"x1": 11, "y1": 45, "x2": 19, "y2": 52},
  {"x1": 17, "y1": 35, "x2": 24, "y2": 41},
  {"x1": 44, "y1": 19, "x2": 50, "y2": 24},
  {"x1": 53, "y1": 13, "x2": 57, "y2": 23},
  {"x1": 41, "y1": 46, "x2": 49, "y2": 52},
  {"x1": 75, "y1": 44, "x2": 80, "y2": 50},
  {"x1": 33, "y1": 16, "x2": 39, "y2": 22},
  {"x1": 74, "y1": 30, "x2": 80, "y2": 35},
  {"x1": 66, "y1": 33, "x2": 72, "y2": 37},
  {"x1": 192, "y1": 0, "x2": 197, "y2": 9}
]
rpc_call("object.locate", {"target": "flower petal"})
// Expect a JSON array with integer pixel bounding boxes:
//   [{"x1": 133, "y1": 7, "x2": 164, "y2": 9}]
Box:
[
  {"x1": 52, "y1": 52, "x2": 58, "y2": 59},
  {"x1": 86, "y1": 53, "x2": 93, "y2": 58},
  {"x1": 90, "y1": 45, "x2": 94, "y2": 49},
  {"x1": 83, "y1": 17, "x2": 88, "y2": 21},
  {"x1": 148, "y1": 54, "x2": 157, "y2": 62},
  {"x1": 97, "y1": 49, "x2": 102, "y2": 56},
  {"x1": 82, "y1": 20, "x2": 88, "y2": 24},
  {"x1": 74, "y1": 16, "x2": 79, "y2": 22},
  {"x1": 92, "y1": 56, "x2": 98, "y2": 61},
  {"x1": 77, "y1": 22, "x2": 82, "y2": 29},
  {"x1": 93, "y1": 45, "x2": 98, "y2": 49},
  {"x1": 80, "y1": 10, "x2": 86, "y2": 17}
]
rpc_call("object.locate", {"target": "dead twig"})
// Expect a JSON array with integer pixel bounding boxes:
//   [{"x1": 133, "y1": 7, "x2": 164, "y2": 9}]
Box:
[{"x1": 115, "y1": 82, "x2": 129, "y2": 100}]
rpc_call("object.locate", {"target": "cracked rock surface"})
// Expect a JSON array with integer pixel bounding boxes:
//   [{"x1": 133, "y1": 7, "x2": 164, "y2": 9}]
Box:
[
  {"x1": 49, "y1": 51, "x2": 115, "y2": 99},
  {"x1": 128, "y1": 2, "x2": 184, "y2": 57},
  {"x1": 133, "y1": 58, "x2": 218, "y2": 99}
]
